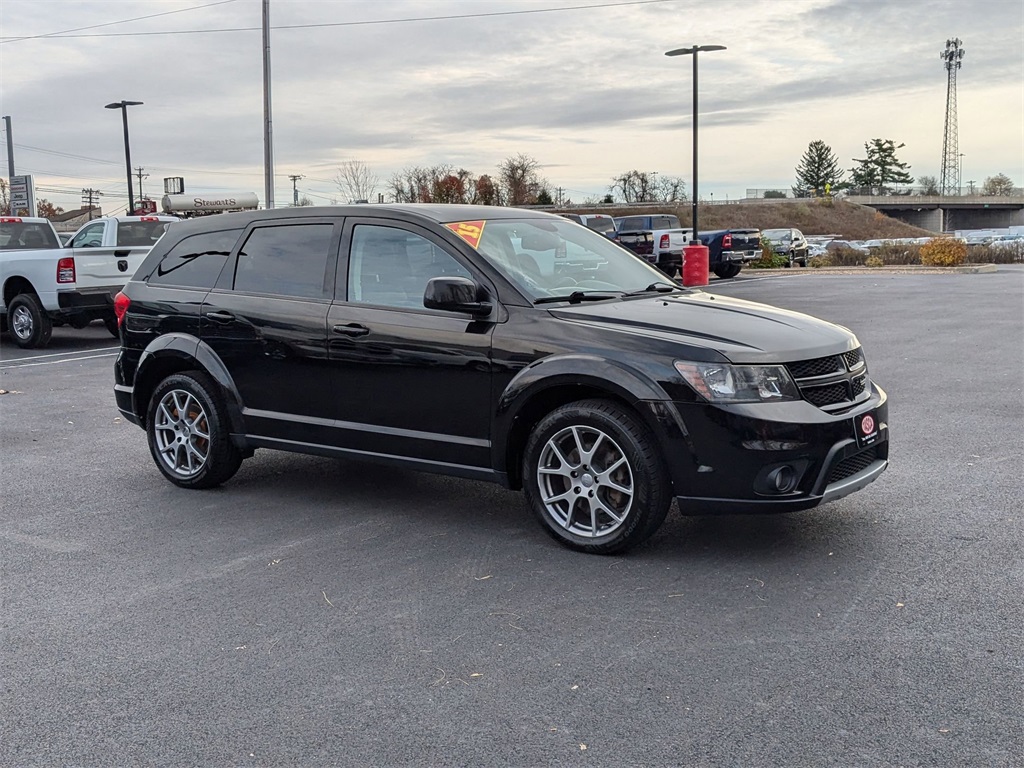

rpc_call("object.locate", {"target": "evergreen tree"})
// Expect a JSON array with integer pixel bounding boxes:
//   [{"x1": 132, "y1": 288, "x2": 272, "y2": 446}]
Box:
[
  {"x1": 793, "y1": 140, "x2": 844, "y2": 197},
  {"x1": 849, "y1": 139, "x2": 913, "y2": 195}
]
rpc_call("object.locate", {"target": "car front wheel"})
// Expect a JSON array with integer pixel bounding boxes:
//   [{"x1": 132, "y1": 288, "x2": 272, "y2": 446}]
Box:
[
  {"x1": 523, "y1": 399, "x2": 671, "y2": 554},
  {"x1": 146, "y1": 371, "x2": 242, "y2": 489}
]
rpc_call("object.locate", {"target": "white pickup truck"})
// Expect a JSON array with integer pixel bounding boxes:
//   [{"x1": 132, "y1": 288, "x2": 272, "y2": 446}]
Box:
[{"x1": 1, "y1": 215, "x2": 175, "y2": 348}]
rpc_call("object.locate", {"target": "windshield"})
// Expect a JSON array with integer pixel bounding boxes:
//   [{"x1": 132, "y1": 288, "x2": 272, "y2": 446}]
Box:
[{"x1": 466, "y1": 217, "x2": 679, "y2": 300}]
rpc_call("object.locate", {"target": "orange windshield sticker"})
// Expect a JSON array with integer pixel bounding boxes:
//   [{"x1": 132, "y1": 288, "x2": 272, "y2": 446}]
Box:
[{"x1": 445, "y1": 220, "x2": 485, "y2": 249}]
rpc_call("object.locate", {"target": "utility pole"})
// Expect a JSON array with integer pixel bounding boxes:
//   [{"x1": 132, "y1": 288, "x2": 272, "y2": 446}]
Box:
[
  {"x1": 2, "y1": 115, "x2": 14, "y2": 177},
  {"x1": 81, "y1": 188, "x2": 103, "y2": 219},
  {"x1": 288, "y1": 174, "x2": 303, "y2": 206},
  {"x1": 135, "y1": 167, "x2": 149, "y2": 202},
  {"x1": 262, "y1": 0, "x2": 275, "y2": 209}
]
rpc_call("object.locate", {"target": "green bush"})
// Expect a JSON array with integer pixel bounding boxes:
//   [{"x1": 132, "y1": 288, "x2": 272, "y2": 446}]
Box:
[
  {"x1": 920, "y1": 238, "x2": 967, "y2": 267},
  {"x1": 810, "y1": 254, "x2": 835, "y2": 267}
]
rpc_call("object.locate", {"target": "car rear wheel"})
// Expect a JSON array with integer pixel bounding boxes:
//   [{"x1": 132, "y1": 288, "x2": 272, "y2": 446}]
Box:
[
  {"x1": 7, "y1": 293, "x2": 52, "y2": 349},
  {"x1": 103, "y1": 313, "x2": 120, "y2": 338},
  {"x1": 146, "y1": 371, "x2": 242, "y2": 489},
  {"x1": 713, "y1": 263, "x2": 741, "y2": 279},
  {"x1": 523, "y1": 399, "x2": 671, "y2": 554}
]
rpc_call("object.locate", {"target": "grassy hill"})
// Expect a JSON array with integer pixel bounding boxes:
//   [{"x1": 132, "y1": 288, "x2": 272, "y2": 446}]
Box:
[{"x1": 568, "y1": 200, "x2": 934, "y2": 240}]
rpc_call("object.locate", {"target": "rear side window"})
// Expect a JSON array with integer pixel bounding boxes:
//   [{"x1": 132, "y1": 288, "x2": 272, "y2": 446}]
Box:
[
  {"x1": 233, "y1": 223, "x2": 334, "y2": 299},
  {"x1": 117, "y1": 221, "x2": 170, "y2": 247},
  {"x1": 148, "y1": 229, "x2": 241, "y2": 289},
  {"x1": 0, "y1": 223, "x2": 60, "y2": 250}
]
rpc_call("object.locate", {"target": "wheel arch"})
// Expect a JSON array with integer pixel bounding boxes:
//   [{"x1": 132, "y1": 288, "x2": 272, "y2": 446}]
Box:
[
  {"x1": 496, "y1": 355, "x2": 669, "y2": 490},
  {"x1": 133, "y1": 334, "x2": 245, "y2": 439},
  {"x1": 3, "y1": 275, "x2": 38, "y2": 308}
]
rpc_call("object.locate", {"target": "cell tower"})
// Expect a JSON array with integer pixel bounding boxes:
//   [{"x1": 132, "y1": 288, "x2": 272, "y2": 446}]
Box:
[{"x1": 939, "y1": 38, "x2": 965, "y2": 196}]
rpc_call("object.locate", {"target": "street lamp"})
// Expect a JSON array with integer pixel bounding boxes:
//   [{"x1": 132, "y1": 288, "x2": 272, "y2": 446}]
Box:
[
  {"x1": 665, "y1": 44, "x2": 725, "y2": 245},
  {"x1": 105, "y1": 100, "x2": 143, "y2": 214}
]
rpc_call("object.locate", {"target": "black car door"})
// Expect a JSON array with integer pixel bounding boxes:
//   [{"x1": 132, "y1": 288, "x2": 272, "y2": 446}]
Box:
[
  {"x1": 200, "y1": 217, "x2": 340, "y2": 441},
  {"x1": 325, "y1": 217, "x2": 496, "y2": 473}
]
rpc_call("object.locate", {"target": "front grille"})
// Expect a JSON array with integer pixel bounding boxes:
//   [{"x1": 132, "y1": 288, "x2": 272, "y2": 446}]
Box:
[
  {"x1": 828, "y1": 447, "x2": 879, "y2": 484},
  {"x1": 844, "y1": 348, "x2": 865, "y2": 371},
  {"x1": 788, "y1": 355, "x2": 843, "y2": 378},
  {"x1": 803, "y1": 382, "x2": 849, "y2": 407},
  {"x1": 787, "y1": 347, "x2": 868, "y2": 411}
]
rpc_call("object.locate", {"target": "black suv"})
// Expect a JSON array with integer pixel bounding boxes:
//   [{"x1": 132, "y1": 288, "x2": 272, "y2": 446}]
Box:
[{"x1": 114, "y1": 205, "x2": 888, "y2": 554}]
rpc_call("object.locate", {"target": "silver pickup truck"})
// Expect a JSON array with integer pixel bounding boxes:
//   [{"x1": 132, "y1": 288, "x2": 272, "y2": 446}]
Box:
[{"x1": 1, "y1": 215, "x2": 174, "y2": 348}]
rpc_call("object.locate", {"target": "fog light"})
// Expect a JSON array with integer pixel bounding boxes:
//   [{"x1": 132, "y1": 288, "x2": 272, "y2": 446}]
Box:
[{"x1": 767, "y1": 465, "x2": 797, "y2": 494}]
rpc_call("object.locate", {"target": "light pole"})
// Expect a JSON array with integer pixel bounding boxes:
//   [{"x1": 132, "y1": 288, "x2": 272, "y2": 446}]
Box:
[
  {"x1": 105, "y1": 100, "x2": 143, "y2": 214},
  {"x1": 665, "y1": 44, "x2": 725, "y2": 244}
]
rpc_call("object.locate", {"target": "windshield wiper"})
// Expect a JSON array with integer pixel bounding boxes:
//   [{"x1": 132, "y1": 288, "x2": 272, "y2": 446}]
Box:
[
  {"x1": 623, "y1": 282, "x2": 680, "y2": 296},
  {"x1": 534, "y1": 291, "x2": 622, "y2": 305}
]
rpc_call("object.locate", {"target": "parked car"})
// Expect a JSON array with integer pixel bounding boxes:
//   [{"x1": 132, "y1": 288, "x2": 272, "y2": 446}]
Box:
[
  {"x1": 763, "y1": 228, "x2": 809, "y2": 267},
  {"x1": 114, "y1": 204, "x2": 888, "y2": 555},
  {"x1": 825, "y1": 239, "x2": 869, "y2": 254},
  {"x1": 696, "y1": 228, "x2": 763, "y2": 278},
  {"x1": 560, "y1": 213, "x2": 616, "y2": 237}
]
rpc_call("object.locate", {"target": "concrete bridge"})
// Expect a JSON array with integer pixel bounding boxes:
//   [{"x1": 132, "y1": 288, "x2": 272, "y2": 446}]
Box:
[{"x1": 845, "y1": 195, "x2": 1024, "y2": 232}]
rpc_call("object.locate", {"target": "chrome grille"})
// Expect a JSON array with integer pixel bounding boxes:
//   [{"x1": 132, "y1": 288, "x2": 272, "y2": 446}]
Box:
[{"x1": 828, "y1": 447, "x2": 879, "y2": 484}]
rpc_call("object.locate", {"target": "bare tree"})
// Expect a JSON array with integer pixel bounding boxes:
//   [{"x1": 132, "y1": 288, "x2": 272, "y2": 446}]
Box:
[
  {"x1": 334, "y1": 160, "x2": 379, "y2": 203},
  {"x1": 0, "y1": 178, "x2": 9, "y2": 215},
  {"x1": 498, "y1": 153, "x2": 542, "y2": 206},
  {"x1": 657, "y1": 175, "x2": 687, "y2": 202},
  {"x1": 610, "y1": 170, "x2": 660, "y2": 203}
]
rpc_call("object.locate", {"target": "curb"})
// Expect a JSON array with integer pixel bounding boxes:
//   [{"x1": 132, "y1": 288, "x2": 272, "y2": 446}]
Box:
[{"x1": 744, "y1": 264, "x2": 1000, "y2": 275}]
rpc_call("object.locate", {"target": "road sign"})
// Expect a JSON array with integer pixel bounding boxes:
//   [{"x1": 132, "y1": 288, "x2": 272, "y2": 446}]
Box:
[{"x1": 9, "y1": 174, "x2": 36, "y2": 217}]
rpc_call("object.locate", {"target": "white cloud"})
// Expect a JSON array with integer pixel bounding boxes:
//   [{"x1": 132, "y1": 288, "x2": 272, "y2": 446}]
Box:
[{"x1": 1, "y1": 0, "x2": 1020, "y2": 211}]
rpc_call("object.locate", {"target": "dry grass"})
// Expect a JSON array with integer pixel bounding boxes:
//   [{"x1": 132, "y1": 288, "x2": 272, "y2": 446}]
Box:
[{"x1": 562, "y1": 199, "x2": 934, "y2": 240}]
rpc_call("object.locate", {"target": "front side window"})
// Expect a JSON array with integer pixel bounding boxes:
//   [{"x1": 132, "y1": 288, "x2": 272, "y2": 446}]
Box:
[
  {"x1": 70, "y1": 223, "x2": 104, "y2": 248},
  {"x1": 233, "y1": 223, "x2": 334, "y2": 299},
  {"x1": 347, "y1": 225, "x2": 470, "y2": 309},
  {"x1": 149, "y1": 229, "x2": 240, "y2": 289}
]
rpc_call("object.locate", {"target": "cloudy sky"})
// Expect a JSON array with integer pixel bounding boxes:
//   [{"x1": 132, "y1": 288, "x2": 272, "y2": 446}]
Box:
[{"x1": 1, "y1": 0, "x2": 1021, "y2": 213}]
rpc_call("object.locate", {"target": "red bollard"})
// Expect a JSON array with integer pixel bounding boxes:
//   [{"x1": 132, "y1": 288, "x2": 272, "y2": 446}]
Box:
[{"x1": 682, "y1": 243, "x2": 709, "y2": 287}]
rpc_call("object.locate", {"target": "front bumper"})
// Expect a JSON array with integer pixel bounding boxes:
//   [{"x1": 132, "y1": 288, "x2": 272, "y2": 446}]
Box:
[{"x1": 645, "y1": 385, "x2": 889, "y2": 515}]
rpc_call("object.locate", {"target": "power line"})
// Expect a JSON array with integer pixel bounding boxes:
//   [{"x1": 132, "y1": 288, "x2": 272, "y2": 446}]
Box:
[
  {"x1": 0, "y1": 0, "x2": 676, "y2": 40},
  {"x1": 0, "y1": 0, "x2": 240, "y2": 44}
]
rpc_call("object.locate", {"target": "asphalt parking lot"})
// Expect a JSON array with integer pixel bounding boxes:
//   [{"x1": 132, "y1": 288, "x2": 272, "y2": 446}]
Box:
[{"x1": 2, "y1": 268, "x2": 1022, "y2": 767}]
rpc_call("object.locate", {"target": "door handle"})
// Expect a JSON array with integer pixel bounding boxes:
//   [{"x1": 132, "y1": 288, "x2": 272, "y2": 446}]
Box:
[
  {"x1": 205, "y1": 311, "x2": 235, "y2": 323},
  {"x1": 114, "y1": 249, "x2": 132, "y2": 257},
  {"x1": 332, "y1": 323, "x2": 370, "y2": 337}
]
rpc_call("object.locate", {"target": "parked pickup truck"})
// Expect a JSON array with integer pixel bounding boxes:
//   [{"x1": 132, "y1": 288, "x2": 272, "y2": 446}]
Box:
[
  {"x1": 697, "y1": 228, "x2": 763, "y2": 279},
  {"x1": 1, "y1": 215, "x2": 175, "y2": 348},
  {"x1": 612, "y1": 214, "x2": 690, "y2": 276}
]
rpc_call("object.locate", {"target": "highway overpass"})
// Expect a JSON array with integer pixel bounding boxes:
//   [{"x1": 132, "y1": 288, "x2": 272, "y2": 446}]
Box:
[{"x1": 844, "y1": 195, "x2": 1024, "y2": 232}]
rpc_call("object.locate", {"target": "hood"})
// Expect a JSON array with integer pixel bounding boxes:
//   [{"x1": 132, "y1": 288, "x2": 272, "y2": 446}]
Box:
[{"x1": 547, "y1": 291, "x2": 858, "y2": 363}]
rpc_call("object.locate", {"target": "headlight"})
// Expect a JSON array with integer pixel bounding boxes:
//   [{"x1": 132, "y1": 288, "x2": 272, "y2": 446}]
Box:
[{"x1": 674, "y1": 361, "x2": 800, "y2": 403}]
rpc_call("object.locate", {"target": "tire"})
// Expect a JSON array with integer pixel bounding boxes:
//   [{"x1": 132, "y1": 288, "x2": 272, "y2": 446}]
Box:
[
  {"x1": 713, "y1": 263, "x2": 741, "y2": 279},
  {"x1": 146, "y1": 371, "x2": 243, "y2": 489},
  {"x1": 522, "y1": 399, "x2": 672, "y2": 554},
  {"x1": 103, "y1": 313, "x2": 120, "y2": 338},
  {"x1": 7, "y1": 293, "x2": 53, "y2": 349}
]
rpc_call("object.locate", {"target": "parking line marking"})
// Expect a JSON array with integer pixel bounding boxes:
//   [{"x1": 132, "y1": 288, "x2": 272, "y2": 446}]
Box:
[
  {"x1": 0, "y1": 352, "x2": 118, "y2": 369},
  {"x1": 0, "y1": 345, "x2": 119, "y2": 362}
]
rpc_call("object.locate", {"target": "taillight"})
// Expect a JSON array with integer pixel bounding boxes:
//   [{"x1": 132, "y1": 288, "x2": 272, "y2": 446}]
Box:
[
  {"x1": 0, "y1": 217, "x2": 23, "y2": 223},
  {"x1": 114, "y1": 291, "x2": 131, "y2": 327},
  {"x1": 57, "y1": 257, "x2": 76, "y2": 283},
  {"x1": 659, "y1": 234, "x2": 670, "y2": 249},
  {"x1": 722, "y1": 234, "x2": 733, "y2": 249}
]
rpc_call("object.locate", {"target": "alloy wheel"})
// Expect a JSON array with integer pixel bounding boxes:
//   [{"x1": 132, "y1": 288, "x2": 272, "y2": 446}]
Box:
[
  {"x1": 11, "y1": 306, "x2": 33, "y2": 340},
  {"x1": 153, "y1": 388, "x2": 211, "y2": 477},
  {"x1": 536, "y1": 425, "x2": 634, "y2": 538}
]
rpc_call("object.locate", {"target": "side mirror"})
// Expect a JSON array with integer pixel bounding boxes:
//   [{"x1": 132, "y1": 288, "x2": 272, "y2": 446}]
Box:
[{"x1": 423, "y1": 276, "x2": 492, "y2": 317}]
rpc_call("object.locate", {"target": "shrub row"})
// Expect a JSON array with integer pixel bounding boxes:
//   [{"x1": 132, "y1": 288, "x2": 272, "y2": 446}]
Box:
[{"x1": 810, "y1": 241, "x2": 1023, "y2": 268}]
